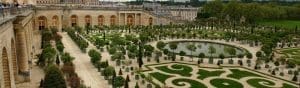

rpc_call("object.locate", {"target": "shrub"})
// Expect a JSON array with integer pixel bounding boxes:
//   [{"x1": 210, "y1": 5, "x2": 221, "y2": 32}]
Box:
[{"x1": 88, "y1": 49, "x2": 101, "y2": 64}]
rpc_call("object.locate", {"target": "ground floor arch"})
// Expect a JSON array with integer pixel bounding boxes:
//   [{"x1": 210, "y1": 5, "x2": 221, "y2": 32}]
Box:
[
  {"x1": 2, "y1": 47, "x2": 12, "y2": 88},
  {"x1": 38, "y1": 16, "x2": 47, "y2": 30}
]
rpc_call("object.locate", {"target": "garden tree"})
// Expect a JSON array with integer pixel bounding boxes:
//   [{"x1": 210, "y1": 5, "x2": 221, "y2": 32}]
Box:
[
  {"x1": 274, "y1": 61, "x2": 280, "y2": 66},
  {"x1": 108, "y1": 46, "x2": 117, "y2": 54},
  {"x1": 56, "y1": 55, "x2": 60, "y2": 66},
  {"x1": 137, "y1": 42, "x2": 144, "y2": 68},
  {"x1": 124, "y1": 79, "x2": 129, "y2": 88},
  {"x1": 95, "y1": 38, "x2": 107, "y2": 48},
  {"x1": 156, "y1": 41, "x2": 166, "y2": 49},
  {"x1": 203, "y1": 0, "x2": 224, "y2": 18},
  {"x1": 135, "y1": 82, "x2": 139, "y2": 88},
  {"x1": 56, "y1": 42, "x2": 65, "y2": 53},
  {"x1": 246, "y1": 53, "x2": 253, "y2": 59},
  {"x1": 169, "y1": 42, "x2": 178, "y2": 54},
  {"x1": 208, "y1": 45, "x2": 216, "y2": 58},
  {"x1": 39, "y1": 47, "x2": 57, "y2": 66},
  {"x1": 144, "y1": 45, "x2": 154, "y2": 57},
  {"x1": 61, "y1": 52, "x2": 75, "y2": 64},
  {"x1": 219, "y1": 53, "x2": 225, "y2": 60},
  {"x1": 43, "y1": 65, "x2": 67, "y2": 88},
  {"x1": 88, "y1": 49, "x2": 102, "y2": 64},
  {"x1": 256, "y1": 51, "x2": 263, "y2": 59},
  {"x1": 118, "y1": 68, "x2": 123, "y2": 75},
  {"x1": 179, "y1": 51, "x2": 186, "y2": 57},
  {"x1": 39, "y1": 79, "x2": 44, "y2": 88},
  {"x1": 292, "y1": 74, "x2": 298, "y2": 81},
  {"x1": 226, "y1": 47, "x2": 236, "y2": 59},
  {"x1": 111, "y1": 52, "x2": 125, "y2": 61},
  {"x1": 198, "y1": 53, "x2": 205, "y2": 63},
  {"x1": 112, "y1": 69, "x2": 116, "y2": 87},
  {"x1": 126, "y1": 75, "x2": 130, "y2": 82},
  {"x1": 113, "y1": 76, "x2": 125, "y2": 88},
  {"x1": 186, "y1": 43, "x2": 197, "y2": 61},
  {"x1": 223, "y1": 0, "x2": 242, "y2": 21},
  {"x1": 127, "y1": 44, "x2": 138, "y2": 53},
  {"x1": 272, "y1": 70, "x2": 276, "y2": 75},
  {"x1": 104, "y1": 66, "x2": 115, "y2": 80},
  {"x1": 238, "y1": 54, "x2": 245, "y2": 59}
]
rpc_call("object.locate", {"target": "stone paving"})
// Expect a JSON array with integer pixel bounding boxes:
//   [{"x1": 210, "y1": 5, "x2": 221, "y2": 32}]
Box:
[{"x1": 62, "y1": 32, "x2": 109, "y2": 88}]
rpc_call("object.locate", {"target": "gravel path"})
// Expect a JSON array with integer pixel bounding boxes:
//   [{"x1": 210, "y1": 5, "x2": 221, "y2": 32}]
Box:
[{"x1": 61, "y1": 33, "x2": 109, "y2": 88}]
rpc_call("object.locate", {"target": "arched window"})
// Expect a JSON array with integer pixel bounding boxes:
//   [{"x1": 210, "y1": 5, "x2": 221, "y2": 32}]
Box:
[
  {"x1": 127, "y1": 15, "x2": 134, "y2": 26},
  {"x1": 110, "y1": 15, "x2": 116, "y2": 26},
  {"x1": 98, "y1": 15, "x2": 104, "y2": 26},
  {"x1": 85, "y1": 15, "x2": 92, "y2": 26},
  {"x1": 38, "y1": 16, "x2": 47, "y2": 30},
  {"x1": 71, "y1": 15, "x2": 78, "y2": 27},
  {"x1": 52, "y1": 15, "x2": 59, "y2": 28},
  {"x1": 149, "y1": 17, "x2": 153, "y2": 26},
  {"x1": 2, "y1": 47, "x2": 12, "y2": 88}
]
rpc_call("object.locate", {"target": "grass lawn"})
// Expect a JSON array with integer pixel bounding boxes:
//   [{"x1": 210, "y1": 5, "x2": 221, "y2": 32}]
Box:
[
  {"x1": 210, "y1": 78, "x2": 243, "y2": 88},
  {"x1": 278, "y1": 48, "x2": 300, "y2": 65},
  {"x1": 149, "y1": 72, "x2": 173, "y2": 84},
  {"x1": 257, "y1": 20, "x2": 300, "y2": 29},
  {"x1": 172, "y1": 78, "x2": 207, "y2": 88},
  {"x1": 247, "y1": 78, "x2": 275, "y2": 88},
  {"x1": 197, "y1": 69, "x2": 225, "y2": 80},
  {"x1": 155, "y1": 64, "x2": 193, "y2": 77},
  {"x1": 227, "y1": 69, "x2": 262, "y2": 79}
]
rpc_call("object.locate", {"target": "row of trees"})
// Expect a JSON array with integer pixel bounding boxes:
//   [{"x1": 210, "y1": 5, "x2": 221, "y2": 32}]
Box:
[
  {"x1": 66, "y1": 28, "x2": 89, "y2": 52},
  {"x1": 201, "y1": 0, "x2": 300, "y2": 23}
]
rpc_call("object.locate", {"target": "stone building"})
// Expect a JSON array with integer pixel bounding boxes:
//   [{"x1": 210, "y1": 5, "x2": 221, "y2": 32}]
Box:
[{"x1": 0, "y1": 0, "x2": 198, "y2": 88}]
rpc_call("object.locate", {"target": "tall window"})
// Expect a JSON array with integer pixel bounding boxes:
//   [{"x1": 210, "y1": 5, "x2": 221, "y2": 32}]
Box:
[
  {"x1": 71, "y1": 15, "x2": 78, "y2": 27},
  {"x1": 52, "y1": 15, "x2": 58, "y2": 28},
  {"x1": 110, "y1": 15, "x2": 116, "y2": 26},
  {"x1": 85, "y1": 15, "x2": 92, "y2": 26},
  {"x1": 149, "y1": 17, "x2": 153, "y2": 26},
  {"x1": 98, "y1": 15, "x2": 104, "y2": 26},
  {"x1": 38, "y1": 16, "x2": 47, "y2": 30},
  {"x1": 127, "y1": 15, "x2": 134, "y2": 26}
]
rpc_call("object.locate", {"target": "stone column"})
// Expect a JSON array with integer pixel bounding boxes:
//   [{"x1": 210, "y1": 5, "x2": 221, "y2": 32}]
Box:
[
  {"x1": 134, "y1": 13, "x2": 136, "y2": 26},
  {"x1": 15, "y1": 26, "x2": 29, "y2": 76},
  {"x1": 124, "y1": 13, "x2": 127, "y2": 25}
]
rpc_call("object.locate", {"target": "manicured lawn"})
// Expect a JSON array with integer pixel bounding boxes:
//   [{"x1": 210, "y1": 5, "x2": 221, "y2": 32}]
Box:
[
  {"x1": 210, "y1": 78, "x2": 243, "y2": 88},
  {"x1": 258, "y1": 20, "x2": 300, "y2": 29},
  {"x1": 227, "y1": 69, "x2": 262, "y2": 79},
  {"x1": 197, "y1": 69, "x2": 225, "y2": 80},
  {"x1": 247, "y1": 78, "x2": 275, "y2": 88},
  {"x1": 143, "y1": 63, "x2": 298, "y2": 88},
  {"x1": 172, "y1": 78, "x2": 207, "y2": 88},
  {"x1": 149, "y1": 72, "x2": 173, "y2": 84},
  {"x1": 278, "y1": 48, "x2": 300, "y2": 65},
  {"x1": 155, "y1": 64, "x2": 193, "y2": 77}
]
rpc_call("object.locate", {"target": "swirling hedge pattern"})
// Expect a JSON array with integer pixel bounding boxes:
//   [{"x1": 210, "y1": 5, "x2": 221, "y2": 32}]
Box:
[
  {"x1": 172, "y1": 78, "x2": 207, "y2": 88},
  {"x1": 155, "y1": 64, "x2": 193, "y2": 77},
  {"x1": 145, "y1": 63, "x2": 298, "y2": 88},
  {"x1": 210, "y1": 78, "x2": 243, "y2": 88},
  {"x1": 247, "y1": 78, "x2": 276, "y2": 88}
]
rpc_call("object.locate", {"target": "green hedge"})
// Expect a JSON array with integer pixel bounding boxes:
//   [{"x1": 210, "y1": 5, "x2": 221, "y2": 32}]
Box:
[{"x1": 67, "y1": 30, "x2": 89, "y2": 52}]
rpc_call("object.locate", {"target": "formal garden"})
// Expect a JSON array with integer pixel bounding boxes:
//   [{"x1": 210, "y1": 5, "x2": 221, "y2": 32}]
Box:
[
  {"x1": 62, "y1": 21, "x2": 300, "y2": 87},
  {"x1": 142, "y1": 62, "x2": 298, "y2": 88}
]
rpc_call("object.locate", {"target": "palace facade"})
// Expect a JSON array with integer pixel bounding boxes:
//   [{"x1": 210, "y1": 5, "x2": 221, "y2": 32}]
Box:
[{"x1": 0, "y1": 0, "x2": 198, "y2": 88}]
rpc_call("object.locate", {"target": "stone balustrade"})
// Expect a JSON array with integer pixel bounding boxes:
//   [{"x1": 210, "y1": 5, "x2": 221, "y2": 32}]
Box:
[{"x1": 0, "y1": 6, "x2": 32, "y2": 22}]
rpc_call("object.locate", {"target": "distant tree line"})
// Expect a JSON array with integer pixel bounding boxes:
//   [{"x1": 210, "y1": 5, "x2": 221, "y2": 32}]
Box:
[{"x1": 199, "y1": 0, "x2": 300, "y2": 24}]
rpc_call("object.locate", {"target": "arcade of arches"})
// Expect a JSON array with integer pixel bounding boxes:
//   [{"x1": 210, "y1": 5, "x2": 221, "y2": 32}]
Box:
[{"x1": 36, "y1": 12, "x2": 159, "y2": 30}]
